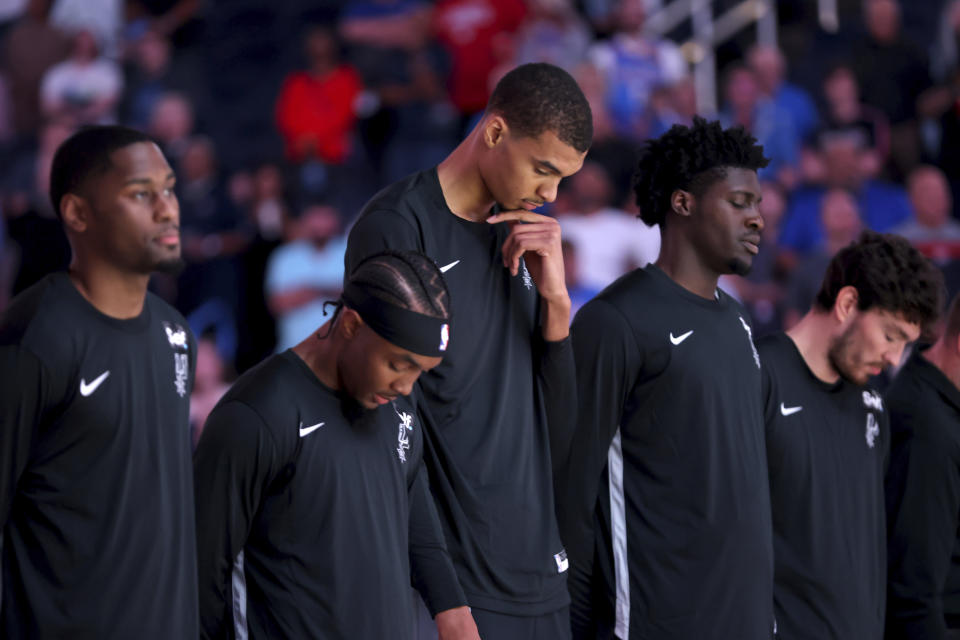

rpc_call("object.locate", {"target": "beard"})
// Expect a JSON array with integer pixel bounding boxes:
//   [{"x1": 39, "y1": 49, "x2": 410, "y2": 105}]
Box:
[
  {"x1": 726, "y1": 255, "x2": 752, "y2": 276},
  {"x1": 827, "y1": 323, "x2": 872, "y2": 385},
  {"x1": 154, "y1": 256, "x2": 186, "y2": 275}
]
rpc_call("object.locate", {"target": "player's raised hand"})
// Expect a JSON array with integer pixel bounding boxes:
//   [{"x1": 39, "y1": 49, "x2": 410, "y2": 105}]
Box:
[{"x1": 488, "y1": 210, "x2": 568, "y2": 304}]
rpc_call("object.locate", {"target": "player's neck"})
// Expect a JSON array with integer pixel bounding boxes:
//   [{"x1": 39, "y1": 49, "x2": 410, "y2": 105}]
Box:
[
  {"x1": 786, "y1": 313, "x2": 841, "y2": 384},
  {"x1": 292, "y1": 321, "x2": 342, "y2": 391},
  {"x1": 68, "y1": 260, "x2": 150, "y2": 320},
  {"x1": 654, "y1": 244, "x2": 720, "y2": 300},
  {"x1": 437, "y1": 136, "x2": 496, "y2": 222}
]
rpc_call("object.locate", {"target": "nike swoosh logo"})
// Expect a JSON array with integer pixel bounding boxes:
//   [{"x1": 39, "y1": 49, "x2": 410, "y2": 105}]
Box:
[
  {"x1": 299, "y1": 421, "x2": 325, "y2": 437},
  {"x1": 439, "y1": 260, "x2": 460, "y2": 273},
  {"x1": 669, "y1": 330, "x2": 693, "y2": 345},
  {"x1": 780, "y1": 403, "x2": 803, "y2": 416},
  {"x1": 80, "y1": 370, "x2": 110, "y2": 396}
]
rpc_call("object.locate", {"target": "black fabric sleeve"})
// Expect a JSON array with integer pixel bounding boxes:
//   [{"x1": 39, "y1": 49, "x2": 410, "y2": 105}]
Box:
[
  {"x1": 0, "y1": 344, "x2": 45, "y2": 527},
  {"x1": 563, "y1": 300, "x2": 640, "y2": 639},
  {"x1": 408, "y1": 462, "x2": 468, "y2": 616},
  {"x1": 193, "y1": 400, "x2": 284, "y2": 640},
  {"x1": 534, "y1": 334, "x2": 577, "y2": 480},
  {"x1": 344, "y1": 210, "x2": 421, "y2": 274},
  {"x1": 887, "y1": 417, "x2": 960, "y2": 640}
]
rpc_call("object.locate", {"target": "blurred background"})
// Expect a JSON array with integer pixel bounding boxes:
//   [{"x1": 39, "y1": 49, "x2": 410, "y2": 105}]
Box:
[{"x1": 1, "y1": 0, "x2": 959, "y2": 433}]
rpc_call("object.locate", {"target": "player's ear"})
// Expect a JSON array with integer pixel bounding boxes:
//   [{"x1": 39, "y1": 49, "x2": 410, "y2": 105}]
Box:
[
  {"x1": 60, "y1": 193, "x2": 90, "y2": 234},
  {"x1": 339, "y1": 308, "x2": 363, "y2": 340},
  {"x1": 670, "y1": 189, "x2": 693, "y2": 218},
  {"x1": 482, "y1": 115, "x2": 506, "y2": 149},
  {"x1": 834, "y1": 286, "x2": 859, "y2": 324}
]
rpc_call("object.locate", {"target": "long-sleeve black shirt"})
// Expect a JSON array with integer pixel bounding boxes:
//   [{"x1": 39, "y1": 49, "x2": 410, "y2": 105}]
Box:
[
  {"x1": 193, "y1": 349, "x2": 465, "y2": 639},
  {"x1": 564, "y1": 265, "x2": 774, "y2": 639},
  {"x1": 886, "y1": 351, "x2": 960, "y2": 639},
  {"x1": 344, "y1": 167, "x2": 576, "y2": 615},
  {"x1": 0, "y1": 272, "x2": 198, "y2": 638},
  {"x1": 760, "y1": 332, "x2": 888, "y2": 640}
]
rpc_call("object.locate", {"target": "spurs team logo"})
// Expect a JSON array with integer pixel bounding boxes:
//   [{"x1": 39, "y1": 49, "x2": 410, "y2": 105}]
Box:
[
  {"x1": 392, "y1": 403, "x2": 414, "y2": 463},
  {"x1": 738, "y1": 316, "x2": 761, "y2": 369},
  {"x1": 865, "y1": 413, "x2": 879, "y2": 448},
  {"x1": 163, "y1": 321, "x2": 190, "y2": 397},
  {"x1": 439, "y1": 323, "x2": 450, "y2": 352},
  {"x1": 520, "y1": 258, "x2": 534, "y2": 290},
  {"x1": 862, "y1": 390, "x2": 884, "y2": 412}
]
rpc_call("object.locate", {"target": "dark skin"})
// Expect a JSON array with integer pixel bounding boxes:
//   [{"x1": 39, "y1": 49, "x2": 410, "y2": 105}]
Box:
[
  {"x1": 60, "y1": 141, "x2": 180, "y2": 319},
  {"x1": 291, "y1": 310, "x2": 481, "y2": 639},
  {"x1": 655, "y1": 167, "x2": 764, "y2": 299}
]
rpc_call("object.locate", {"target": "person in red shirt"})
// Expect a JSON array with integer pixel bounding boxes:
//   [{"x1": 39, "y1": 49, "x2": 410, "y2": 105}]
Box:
[{"x1": 275, "y1": 26, "x2": 363, "y2": 165}]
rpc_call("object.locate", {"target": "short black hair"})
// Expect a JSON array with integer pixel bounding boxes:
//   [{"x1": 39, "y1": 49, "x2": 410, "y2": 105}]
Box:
[
  {"x1": 631, "y1": 116, "x2": 769, "y2": 226},
  {"x1": 486, "y1": 63, "x2": 593, "y2": 154},
  {"x1": 348, "y1": 250, "x2": 451, "y2": 320},
  {"x1": 815, "y1": 230, "x2": 944, "y2": 330},
  {"x1": 49, "y1": 125, "x2": 155, "y2": 218}
]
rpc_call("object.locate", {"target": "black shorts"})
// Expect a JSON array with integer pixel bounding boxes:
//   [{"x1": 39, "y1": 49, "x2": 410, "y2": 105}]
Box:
[{"x1": 471, "y1": 606, "x2": 571, "y2": 640}]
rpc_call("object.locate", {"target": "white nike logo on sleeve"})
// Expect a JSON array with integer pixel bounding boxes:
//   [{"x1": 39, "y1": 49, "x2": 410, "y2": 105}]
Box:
[
  {"x1": 780, "y1": 403, "x2": 803, "y2": 416},
  {"x1": 299, "y1": 422, "x2": 325, "y2": 437},
  {"x1": 439, "y1": 260, "x2": 460, "y2": 273},
  {"x1": 669, "y1": 330, "x2": 693, "y2": 345},
  {"x1": 79, "y1": 370, "x2": 110, "y2": 397}
]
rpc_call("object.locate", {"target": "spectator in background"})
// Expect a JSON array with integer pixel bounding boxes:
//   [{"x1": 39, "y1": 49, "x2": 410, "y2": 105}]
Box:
[
  {"x1": 811, "y1": 63, "x2": 890, "y2": 181},
  {"x1": 747, "y1": 44, "x2": 819, "y2": 142},
  {"x1": 561, "y1": 239, "x2": 598, "y2": 317},
  {"x1": 47, "y1": 0, "x2": 122, "y2": 57},
  {"x1": 275, "y1": 26, "x2": 362, "y2": 166},
  {"x1": 781, "y1": 129, "x2": 912, "y2": 254},
  {"x1": 147, "y1": 90, "x2": 194, "y2": 166},
  {"x1": 120, "y1": 30, "x2": 190, "y2": 130},
  {"x1": 176, "y1": 135, "x2": 250, "y2": 363},
  {"x1": 720, "y1": 63, "x2": 799, "y2": 188},
  {"x1": 512, "y1": 0, "x2": 590, "y2": 73},
  {"x1": 557, "y1": 161, "x2": 659, "y2": 291},
  {"x1": 932, "y1": 0, "x2": 960, "y2": 83},
  {"x1": 40, "y1": 29, "x2": 123, "y2": 126},
  {"x1": 851, "y1": 0, "x2": 931, "y2": 177},
  {"x1": 784, "y1": 188, "x2": 864, "y2": 328},
  {"x1": 586, "y1": 0, "x2": 686, "y2": 142},
  {"x1": 265, "y1": 202, "x2": 345, "y2": 351},
  {"x1": 189, "y1": 334, "x2": 231, "y2": 448},
  {"x1": 894, "y1": 165, "x2": 960, "y2": 244},
  {"x1": 2, "y1": 0, "x2": 71, "y2": 137},
  {"x1": 649, "y1": 74, "x2": 697, "y2": 136},
  {"x1": 432, "y1": 0, "x2": 526, "y2": 119}
]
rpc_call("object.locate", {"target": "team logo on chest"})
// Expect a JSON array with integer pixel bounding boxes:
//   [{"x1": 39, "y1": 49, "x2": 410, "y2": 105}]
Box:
[
  {"x1": 162, "y1": 321, "x2": 190, "y2": 398},
  {"x1": 520, "y1": 257, "x2": 534, "y2": 290},
  {"x1": 392, "y1": 402, "x2": 414, "y2": 463},
  {"x1": 865, "y1": 413, "x2": 879, "y2": 448},
  {"x1": 738, "y1": 316, "x2": 761, "y2": 369},
  {"x1": 862, "y1": 390, "x2": 883, "y2": 449}
]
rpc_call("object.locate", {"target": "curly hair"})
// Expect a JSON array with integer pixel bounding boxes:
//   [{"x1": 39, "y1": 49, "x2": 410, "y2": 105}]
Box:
[
  {"x1": 632, "y1": 116, "x2": 769, "y2": 226},
  {"x1": 486, "y1": 63, "x2": 593, "y2": 153},
  {"x1": 348, "y1": 250, "x2": 451, "y2": 320},
  {"x1": 815, "y1": 230, "x2": 944, "y2": 330}
]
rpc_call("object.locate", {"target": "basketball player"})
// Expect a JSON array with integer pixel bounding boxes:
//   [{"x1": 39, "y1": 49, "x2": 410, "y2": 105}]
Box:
[
  {"x1": 761, "y1": 231, "x2": 942, "y2": 639},
  {"x1": 345, "y1": 63, "x2": 592, "y2": 639},
  {"x1": 0, "y1": 125, "x2": 197, "y2": 637},
  {"x1": 564, "y1": 117, "x2": 774, "y2": 639},
  {"x1": 193, "y1": 251, "x2": 480, "y2": 639},
  {"x1": 886, "y1": 293, "x2": 960, "y2": 639}
]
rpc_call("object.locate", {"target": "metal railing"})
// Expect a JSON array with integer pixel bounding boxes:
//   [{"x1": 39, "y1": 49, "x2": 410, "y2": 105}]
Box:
[{"x1": 643, "y1": 0, "x2": 778, "y2": 114}]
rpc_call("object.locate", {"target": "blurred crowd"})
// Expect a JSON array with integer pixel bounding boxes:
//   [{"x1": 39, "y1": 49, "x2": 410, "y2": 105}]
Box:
[{"x1": 2, "y1": 0, "x2": 960, "y2": 432}]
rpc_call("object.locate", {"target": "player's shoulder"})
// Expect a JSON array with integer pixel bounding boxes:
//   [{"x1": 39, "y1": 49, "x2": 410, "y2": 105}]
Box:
[
  {"x1": 0, "y1": 273, "x2": 83, "y2": 365},
  {"x1": 755, "y1": 331, "x2": 792, "y2": 359},
  {"x1": 355, "y1": 169, "x2": 437, "y2": 225},
  {"x1": 592, "y1": 267, "x2": 659, "y2": 313}
]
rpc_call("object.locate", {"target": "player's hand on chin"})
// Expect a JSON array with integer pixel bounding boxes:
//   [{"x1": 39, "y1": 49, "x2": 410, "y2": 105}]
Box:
[
  {"x1": 487, "y1": 210, "x2": 569, "y2": 304},
  {"x1": 435, "y1": 605, "x2": 482, "y2": 640}
]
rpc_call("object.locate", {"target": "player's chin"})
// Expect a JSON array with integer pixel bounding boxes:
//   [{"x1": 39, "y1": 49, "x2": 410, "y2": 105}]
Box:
[
  {"x1": 726, "y1": 255, "x2": 753, "y2": 276},
  {"x1": 153, "y1": 255, "x2": 186, "y2": 275}
]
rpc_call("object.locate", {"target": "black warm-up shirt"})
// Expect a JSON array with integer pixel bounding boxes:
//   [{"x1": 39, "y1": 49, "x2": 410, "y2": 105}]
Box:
[
  {"x1": 193, "y1": 349, "x2": 464, "y2": 640},
  {"x1": 760, "y1": 332, "x2": 888, "y2": 640},
  {"x1": 564, "y1": 265, "x2": 774, "y2": 640},
  {"x1": 345, "y1": 168, "x2": 576, "y2": 615},
  {"x1": 886, "y1": 351, "x2": 960, "y2": 639},
  {"x1": 0, "y1": 272, "x2": 198, "y2": 638}
]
